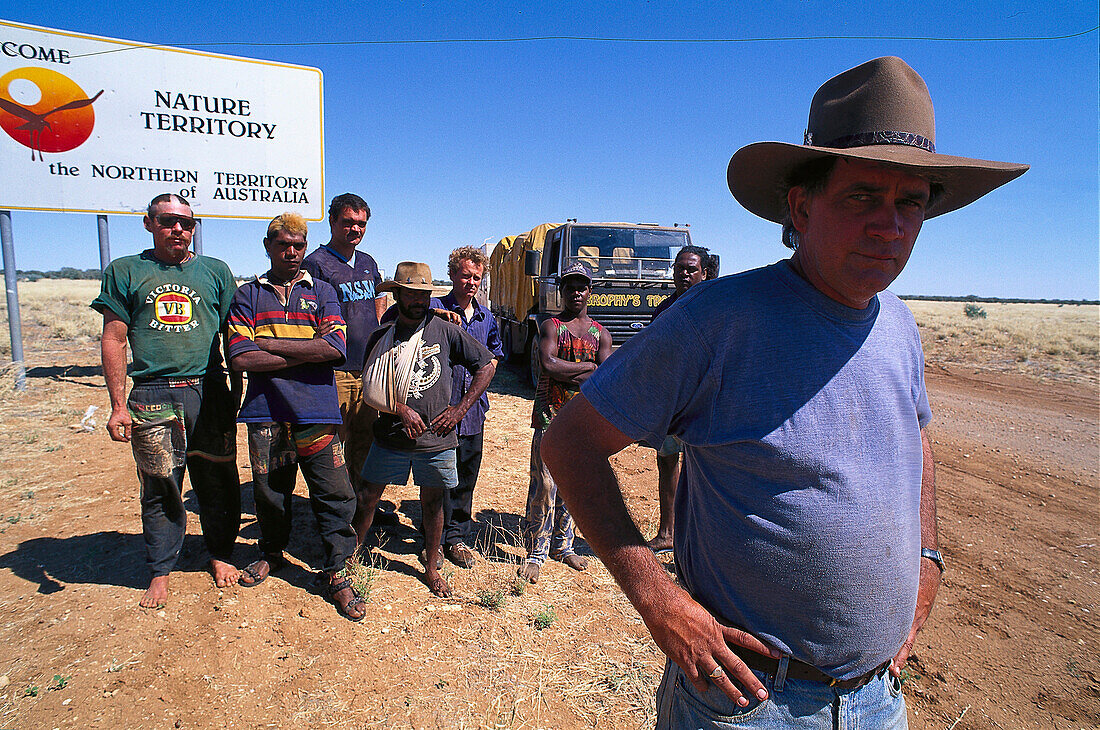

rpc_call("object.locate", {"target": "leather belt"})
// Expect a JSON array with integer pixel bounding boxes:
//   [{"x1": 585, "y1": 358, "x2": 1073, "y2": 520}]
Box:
[
  {"x1": 731, "y1": 648, "x2": 889, "y2": 690},
  {"x1": 132, "y1": 376, "x2": 202, "y2": 387}
]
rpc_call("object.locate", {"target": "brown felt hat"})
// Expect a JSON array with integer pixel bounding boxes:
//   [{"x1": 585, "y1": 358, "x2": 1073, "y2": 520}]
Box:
[
  {"x1": 727, "y1": 56, "x2": 1029, "y2": 222},
  {"x1": 378, "y1": 261, "x2": 435, "y2": 293}
]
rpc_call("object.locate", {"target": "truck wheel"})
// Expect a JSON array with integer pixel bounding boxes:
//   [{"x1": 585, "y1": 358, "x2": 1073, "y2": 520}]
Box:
[{"x1": 528, "y1": 336, "x2": 540, "y2": 389}]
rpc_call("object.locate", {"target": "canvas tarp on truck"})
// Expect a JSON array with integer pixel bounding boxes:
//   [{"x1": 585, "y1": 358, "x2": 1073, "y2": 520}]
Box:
[{"x1": 488, "y1": 222, "x2": 559, "y2": 319}]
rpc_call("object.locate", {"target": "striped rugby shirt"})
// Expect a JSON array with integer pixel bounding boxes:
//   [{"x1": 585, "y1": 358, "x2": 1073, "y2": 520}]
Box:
[{"x1": 227, "y1": 270, "x2": 347, "y2": 424}]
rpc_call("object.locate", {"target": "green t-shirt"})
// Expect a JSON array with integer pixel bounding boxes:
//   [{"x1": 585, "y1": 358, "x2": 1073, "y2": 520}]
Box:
[{"x1": 91, "y1": 250, "x2": 237, "y2": 380}]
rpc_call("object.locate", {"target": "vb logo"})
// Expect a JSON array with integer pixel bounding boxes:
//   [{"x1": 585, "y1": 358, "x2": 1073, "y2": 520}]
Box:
[
  {"x1": 154, "y1": 292, "x2": 194, "y2": 325},
  {"x1": 0, "y1": 66, "x2": 102, "y2": 161}
]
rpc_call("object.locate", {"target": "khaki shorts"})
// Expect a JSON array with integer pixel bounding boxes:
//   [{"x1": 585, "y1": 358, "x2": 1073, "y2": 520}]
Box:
[{"x1": 334, "y1": 370, "x2": 378, "y2": 488}]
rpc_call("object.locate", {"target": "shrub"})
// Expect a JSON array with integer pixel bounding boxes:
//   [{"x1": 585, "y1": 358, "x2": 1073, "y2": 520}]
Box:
[{"x1": 963, "y1": 303, "x2": 987, "y2": 319}]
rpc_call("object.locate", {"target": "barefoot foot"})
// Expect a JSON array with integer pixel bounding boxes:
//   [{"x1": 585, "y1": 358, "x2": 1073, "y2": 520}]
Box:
[
  {"x1": 210, "y1": 558, "x2": 240, "y2": 588},
  {"x1": 425, "y1": 571, "x2": 452, "y2": 598},
  {"x1": 556, "y1": 553, "x2": 588, "y2": 571},
  {"x1": 140, "y1": 575, "x2": 169, "y2": 609},
  {"x1": 517, "y1": 562, "x2": 541, "y2": 584}
]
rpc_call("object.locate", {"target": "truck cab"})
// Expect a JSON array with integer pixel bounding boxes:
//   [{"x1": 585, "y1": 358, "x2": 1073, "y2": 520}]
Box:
[{"x1": 533, "y1": 221, "x2": 691, "y2": 345}]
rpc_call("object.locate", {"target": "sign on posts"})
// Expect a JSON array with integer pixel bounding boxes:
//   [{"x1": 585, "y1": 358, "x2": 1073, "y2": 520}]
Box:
[{"x1": 0, "y1": 19, "x2": 324, "y2": 219}]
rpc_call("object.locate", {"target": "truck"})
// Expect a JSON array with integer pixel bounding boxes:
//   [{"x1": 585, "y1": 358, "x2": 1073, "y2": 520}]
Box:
[{"x1": 487, "y1": 220, "x2": 697, "y2": 385}]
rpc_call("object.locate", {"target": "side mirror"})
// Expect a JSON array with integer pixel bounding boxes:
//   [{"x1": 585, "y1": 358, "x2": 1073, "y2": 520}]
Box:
[{"x1": 524, "y1": 250, "x2": 541, "y2": 277}]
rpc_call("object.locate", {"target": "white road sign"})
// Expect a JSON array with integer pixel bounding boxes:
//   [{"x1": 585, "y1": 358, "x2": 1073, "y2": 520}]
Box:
[{"x1": 0, "y1": 19, "x2": 324, "y2": 219}]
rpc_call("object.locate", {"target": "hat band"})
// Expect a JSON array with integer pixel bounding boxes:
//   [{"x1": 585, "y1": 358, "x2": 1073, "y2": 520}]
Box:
[{"x1": 805, "y1": 130, "x2": 936, "y2": 153}]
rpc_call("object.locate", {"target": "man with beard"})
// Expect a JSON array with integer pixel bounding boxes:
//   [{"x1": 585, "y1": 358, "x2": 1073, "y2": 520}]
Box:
[{"x1": 356, "y1": 262, "x2": 496, "y2": 597}]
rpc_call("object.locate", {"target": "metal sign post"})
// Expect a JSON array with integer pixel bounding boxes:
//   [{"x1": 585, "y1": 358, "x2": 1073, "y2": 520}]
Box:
[
  {"x1": 97, "y1": 214, "x2": 110, "y2": 271},
  {"x1": 0, "y1": 211, "x2": 26, "y2": 391},
  {"x1": 193, "y1": 219, "x2": 203, "y2": 256}
]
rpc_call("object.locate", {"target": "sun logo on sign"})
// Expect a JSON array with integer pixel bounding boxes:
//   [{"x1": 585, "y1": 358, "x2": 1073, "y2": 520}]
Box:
[{"x1": 0, "y1": 66, "x2": 102, "y2": 161}]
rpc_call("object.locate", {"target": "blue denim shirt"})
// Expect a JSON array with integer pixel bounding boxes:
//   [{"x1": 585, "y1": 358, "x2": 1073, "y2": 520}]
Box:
[{"x1": 439, "y1": 292, "x2": 504, "y2": 435}]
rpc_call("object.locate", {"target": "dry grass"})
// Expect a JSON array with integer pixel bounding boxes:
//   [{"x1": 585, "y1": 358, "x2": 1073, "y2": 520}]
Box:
[
  {"x1": 0, "y1": 282, "x2": 1094, "y2": 728},
  {"x1": 907, "y1": 300, "x2": 1098, "y2": 384},
  {"x1": 0, "y1": 279, "x2": 102, "y2": 356}
]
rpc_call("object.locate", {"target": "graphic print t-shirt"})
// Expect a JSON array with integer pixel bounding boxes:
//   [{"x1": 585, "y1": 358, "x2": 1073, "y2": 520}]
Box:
[
  {"x1": 301, "y1": 245, "x2": 383, "y2": 371},
  {"x1": 91, "y1": 251, "x2": 236, "y2": 379},
  {"x1": 364, "y1": 314, "x2": 494, "y2": 452}
]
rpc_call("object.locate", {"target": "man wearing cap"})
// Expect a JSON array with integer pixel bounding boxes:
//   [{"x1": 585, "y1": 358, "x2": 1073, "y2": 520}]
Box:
[
  {"x1": 355, "y1": 262, "x2": 496, "y2": 597},
  {"x1": 518, "y1": 262, "x2": 612, "y2": 584},
  {"x1": 93, "y1": 193, "x2": 241, "y2": 608},
  {"x1": 226, "y1": 213, "x2": 365, "y2": 621},
  {"x1": 541, "y1": 57, "x2": 1027, "y2": 727}
]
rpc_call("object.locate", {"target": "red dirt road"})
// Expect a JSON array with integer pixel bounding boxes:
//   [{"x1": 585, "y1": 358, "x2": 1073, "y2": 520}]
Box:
[{"x1": 0, "y1": 351, "x2": 1096, "y2": 728}]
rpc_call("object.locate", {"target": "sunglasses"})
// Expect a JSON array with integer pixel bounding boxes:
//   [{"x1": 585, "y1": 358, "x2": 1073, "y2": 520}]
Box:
[{"x1": 155, "y1": 214, "x2": 198, "y2": 231}]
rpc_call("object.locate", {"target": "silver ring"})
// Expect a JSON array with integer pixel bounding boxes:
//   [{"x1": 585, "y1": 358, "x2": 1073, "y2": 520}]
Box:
[{"x1": 709, "y1": 665, "x2": 725, "y2": 679}]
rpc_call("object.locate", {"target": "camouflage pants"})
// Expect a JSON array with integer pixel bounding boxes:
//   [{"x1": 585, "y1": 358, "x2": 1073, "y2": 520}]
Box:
[
  {"x1": 128, "y1": 374, "x2": 240, "y2": 577},
  {"x1": 521, "y1": 429, "x2": 577, "y2": 565}
]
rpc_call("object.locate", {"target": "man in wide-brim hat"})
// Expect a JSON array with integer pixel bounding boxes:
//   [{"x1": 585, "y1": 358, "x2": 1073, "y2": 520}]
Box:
[
  {"x1": 355, "y1": 261, "x2": 496, "y2": 598},
  {"x1": 541, "y1": 56, "x2": 1027, "y2": 728}
]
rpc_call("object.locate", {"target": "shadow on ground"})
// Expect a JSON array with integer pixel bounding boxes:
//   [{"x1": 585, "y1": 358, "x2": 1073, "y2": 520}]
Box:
[
  {"x1": 26, "y1": 364, "x2": 106, "y2": 386},
  {"x1": 487, "y1": 360, "x2": 533, "y2": 398},
  {"x1": 0, "y1": 531, "x2": 217, "y2": 594}
]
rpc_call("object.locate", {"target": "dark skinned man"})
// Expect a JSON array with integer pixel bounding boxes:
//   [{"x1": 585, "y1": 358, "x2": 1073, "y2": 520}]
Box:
[
  {"x1": 646, "y1": 245, "x2": 717, "y2": 555},
  {"x1": 356, "y1": 262, "x2": 496, "y2": 597},
  {"x1": 227, "y1": 213, "x2": 364, "y2": 621},
  {"x1": 518, "y1": 262, "x2": 612, "y2": 584}
]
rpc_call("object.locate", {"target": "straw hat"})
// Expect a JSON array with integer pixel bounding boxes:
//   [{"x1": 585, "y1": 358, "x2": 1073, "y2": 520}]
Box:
[
  {"x1": 378, "y1": 261, "x2": 435, "y2": 293},
  {"x1": 727, "y1": 56, "x2": 1028, "y2": 222}
]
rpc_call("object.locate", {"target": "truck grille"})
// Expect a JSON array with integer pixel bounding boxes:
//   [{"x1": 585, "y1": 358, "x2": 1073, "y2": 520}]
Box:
[{"x1": 589, "y1": 311, "x2": 652, "y2": 347}]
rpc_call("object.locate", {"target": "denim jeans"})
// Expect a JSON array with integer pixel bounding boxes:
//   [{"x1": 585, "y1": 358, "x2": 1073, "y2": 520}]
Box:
[
  {"x1": 655, "y1": 659, "x2": 907, "y2": 729},
  {"x1": 361, "y1": 442, "x2": 458, "y2": 489}
]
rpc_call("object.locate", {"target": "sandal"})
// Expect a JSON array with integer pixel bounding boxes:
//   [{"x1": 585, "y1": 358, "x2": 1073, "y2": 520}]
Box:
[
  {"x1": 239, "y1": 554, "x2": 284, "y2": 588},
  {"x1": 327, "y1": 574, "x2": 367, "y2": 622}
]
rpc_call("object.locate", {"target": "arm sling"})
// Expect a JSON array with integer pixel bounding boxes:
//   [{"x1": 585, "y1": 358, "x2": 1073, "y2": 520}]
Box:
[{"x1": 360, "y1": 320, "x2": 426, "y2": 414}]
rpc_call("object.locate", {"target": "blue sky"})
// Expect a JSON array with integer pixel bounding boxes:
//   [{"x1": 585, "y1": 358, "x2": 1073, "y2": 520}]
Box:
[{"x1": 2, "y1": 1, "x2": 1097, "y2": 299}]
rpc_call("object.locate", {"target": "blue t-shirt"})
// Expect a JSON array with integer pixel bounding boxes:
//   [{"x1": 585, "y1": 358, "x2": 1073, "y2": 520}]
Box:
[
  {"x1": 226, "y1": 272, "x2": 346, "y2": 425},
  {"x1": 301, "y1": 244, "x2": 383, "y2": 372},
  {"x1": 582, "y1": 260, "x2": 932, "y2": 681}
]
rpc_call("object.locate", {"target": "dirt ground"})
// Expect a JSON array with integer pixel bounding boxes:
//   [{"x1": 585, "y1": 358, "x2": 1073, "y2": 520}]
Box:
[{"x1": 0, "y1": 329, "x2": 1096, "y2": 729}]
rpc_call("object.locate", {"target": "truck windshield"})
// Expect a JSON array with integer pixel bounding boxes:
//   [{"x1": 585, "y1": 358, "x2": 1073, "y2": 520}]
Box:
[{"x1": 566, "y1": 227, "x2": 690, "y2": 280}]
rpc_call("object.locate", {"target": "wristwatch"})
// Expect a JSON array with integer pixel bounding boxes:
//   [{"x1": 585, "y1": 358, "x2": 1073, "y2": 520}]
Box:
[{"x1": 920, "y1": 547, "x2": 946, "y2": 574}]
